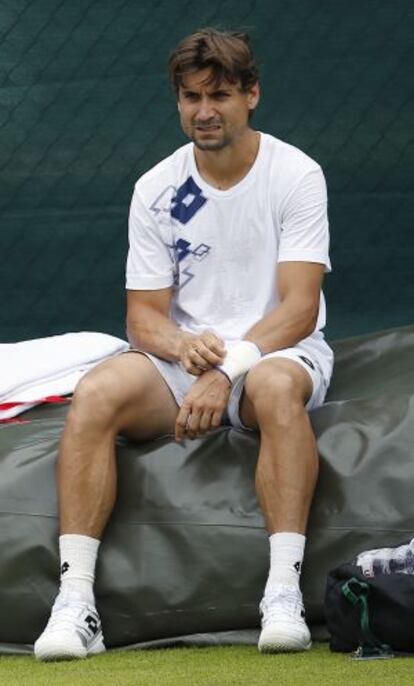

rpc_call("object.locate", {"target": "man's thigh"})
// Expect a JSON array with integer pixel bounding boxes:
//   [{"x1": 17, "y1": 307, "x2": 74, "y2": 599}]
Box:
[{"x1": 77, "y1": 351, "x2": 179, "y2": 441}]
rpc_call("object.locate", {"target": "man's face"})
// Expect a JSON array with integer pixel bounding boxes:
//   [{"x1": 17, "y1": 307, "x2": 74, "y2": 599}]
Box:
[{"x1": 177, "y1": 69, "x2": 259, "y2": 151}]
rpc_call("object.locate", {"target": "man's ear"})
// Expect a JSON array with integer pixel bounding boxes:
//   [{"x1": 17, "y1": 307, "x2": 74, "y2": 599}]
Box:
[
  {"x1": 248, "y1": 82, "x2": 260, "y2": 111},
  {"x1": 177, "y1": 101, "x2": 181, "y2": 113}
]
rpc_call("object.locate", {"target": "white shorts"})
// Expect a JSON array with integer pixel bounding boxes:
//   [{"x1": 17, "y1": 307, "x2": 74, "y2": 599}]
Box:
[{"x1": 140, "y1": 345, "x2": 331, "y2": 432}]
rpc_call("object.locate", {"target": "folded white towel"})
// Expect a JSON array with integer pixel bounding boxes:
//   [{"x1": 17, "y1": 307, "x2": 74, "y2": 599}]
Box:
[{"x1": 0, "y1": 332, "x2": 129, "y2": 419}]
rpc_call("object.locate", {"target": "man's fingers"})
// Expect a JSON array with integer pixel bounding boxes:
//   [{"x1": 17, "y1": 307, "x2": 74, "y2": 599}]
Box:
[
  {"x1": 183, "y1": 359, "x2": 204, "y2": 376},
  {"x1": 176, "y1": 407, "x2": 220, "y2": 441},
  {"x1": 189, "y1": 347, "x2": 214, "y2": 369},
  {"x1": 187, "y1": 409, "x2": 219, "y2": 438},
  {"x1": 201, "y1": 332, "x2": 226, "y2": 360},
  {"x1": 180, "y1": 332, "x2": 226, "y2": 373},
  {"x1": 192, "y1": 341, "x2": 224, "y2": 367},
  {"x1": 198, "y1": 410, "x2": 213, "y2": 433},
  {"x1": 211, "y1": 410, "x2": 223, "y2": 429},
  {"x1": 175, "y1": 405, "x2": 191, "y2": 441},
  {"x1": 186, "y1": 408, "x2": 202, "y2": 439},
  {"x1": 175, "y1": 405, "x2": 205, "y2": 441}
]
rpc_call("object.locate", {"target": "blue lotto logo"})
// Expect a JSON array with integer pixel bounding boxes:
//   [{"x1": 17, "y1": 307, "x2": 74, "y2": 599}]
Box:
[
  {"x1": 169, "y1": 238, "x2": 211, "y2": 288},
  {"x1": 174, "y1": 239, "x2": 211, "y2": 263},
  {"x1": 170, "y1": 176, "x2": 207, "y2": 224}
]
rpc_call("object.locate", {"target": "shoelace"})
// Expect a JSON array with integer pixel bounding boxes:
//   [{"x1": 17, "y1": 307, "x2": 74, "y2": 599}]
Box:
[
  {"x1": 260, "y1": 588, "x2": 304, "y2": 626},
  {"x1": 46, "y1": 597, "x2": 95, "y2": 633}
]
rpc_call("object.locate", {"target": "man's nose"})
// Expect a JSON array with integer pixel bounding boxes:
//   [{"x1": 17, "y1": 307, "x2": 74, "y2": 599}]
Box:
[{"x1": 196, "y1": 97, "x2": 215, "y2": 121}]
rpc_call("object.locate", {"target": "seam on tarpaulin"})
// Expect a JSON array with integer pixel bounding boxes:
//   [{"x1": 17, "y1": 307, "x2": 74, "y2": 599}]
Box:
[
  {"x1": 0, "y1": 513, "x2": 411, "y2": 536},
  {"x1": 0, "y1": 512, "x2": 263, "y2": 527}
]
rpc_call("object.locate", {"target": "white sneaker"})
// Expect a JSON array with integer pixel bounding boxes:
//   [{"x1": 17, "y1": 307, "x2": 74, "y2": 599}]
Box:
[
  {"x1": 34, "y1": 590, "x2": 106, "y2": 661},
  {"x1": 258, "y1": 585, "x2": 312, "y2": 653}
]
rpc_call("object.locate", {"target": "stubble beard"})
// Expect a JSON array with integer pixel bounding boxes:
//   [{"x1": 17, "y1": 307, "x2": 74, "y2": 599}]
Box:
[{"x1": 192, "y1": 129, "x2": 232, "y2": 151}]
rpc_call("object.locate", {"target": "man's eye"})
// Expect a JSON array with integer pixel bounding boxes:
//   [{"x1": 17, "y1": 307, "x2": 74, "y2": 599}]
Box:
[
  {"x1": 183, "y1": 93, "x2": 198, "y2": 101},
  {"x1": 214, "y1": 92, "x2": 230, "y2": 99}
]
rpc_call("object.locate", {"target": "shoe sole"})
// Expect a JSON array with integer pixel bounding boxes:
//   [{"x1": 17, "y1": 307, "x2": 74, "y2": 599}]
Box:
[
  {"x1": 258, "y1": 625, "x2": 312, "y2": 653},
  {"x1": 259, "y1": 638, "x2": 312, "y2": 653},
  {"x1": 34, "y1": 634, "x2": 105, "y2": 661}
]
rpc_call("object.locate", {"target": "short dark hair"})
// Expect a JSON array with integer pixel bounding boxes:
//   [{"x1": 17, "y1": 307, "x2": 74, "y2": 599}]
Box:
[{"x1": 168, "y1": 27, "x2": 259, "y2": 95}]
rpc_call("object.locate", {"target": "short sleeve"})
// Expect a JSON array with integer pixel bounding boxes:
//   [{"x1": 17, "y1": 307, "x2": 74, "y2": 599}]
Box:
[
  {"x1": 126, "y1": 189, "x2": 175, "y2": 290},
  {"x1": 278, "y1": 166, "x2": 331, "y2": 272}
]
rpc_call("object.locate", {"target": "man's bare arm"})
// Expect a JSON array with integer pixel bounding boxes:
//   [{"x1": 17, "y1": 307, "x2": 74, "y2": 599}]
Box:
[
  {"x1": 126, "y1": 289, "x2": 225, "y2": 373},
  {"x1": 244, "y1": 261, "x2": 325, "y2": 353},
  {"x1": 127, "y1": 288, "x2": 183, "y2": 361}
]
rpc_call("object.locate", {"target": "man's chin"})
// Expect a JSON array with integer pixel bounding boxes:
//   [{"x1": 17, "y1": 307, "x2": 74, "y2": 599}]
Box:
[{"x1": 192, "y1": 136, "x2": 229, "y2": 151}]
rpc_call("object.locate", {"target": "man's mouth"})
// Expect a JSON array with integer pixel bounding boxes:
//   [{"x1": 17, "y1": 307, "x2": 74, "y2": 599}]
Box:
[{"x1": 195, "y1": 124, "x2": 221, "y2": 131}]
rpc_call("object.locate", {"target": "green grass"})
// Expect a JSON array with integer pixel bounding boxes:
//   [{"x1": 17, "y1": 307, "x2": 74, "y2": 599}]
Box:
[{"x1": 0, "y1": 644, "x2": 413, "y2": 686}]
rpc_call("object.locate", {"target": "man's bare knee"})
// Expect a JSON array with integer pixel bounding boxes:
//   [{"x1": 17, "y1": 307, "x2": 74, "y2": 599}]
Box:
[
  {"x1": 242, "y1": 360, "x2": 311, "y2": 428},
  {"x1": 69, "y1": 355, "x2": 152, "y2": 433},
  {"x1": 70, "y1": 371, "x2": 126, "y2": 434}
]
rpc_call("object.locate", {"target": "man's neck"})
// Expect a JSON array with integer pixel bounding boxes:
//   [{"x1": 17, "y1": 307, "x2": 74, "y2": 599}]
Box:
[{"x1": 194, "y1": 129, "x2": 260, "y2": 190}]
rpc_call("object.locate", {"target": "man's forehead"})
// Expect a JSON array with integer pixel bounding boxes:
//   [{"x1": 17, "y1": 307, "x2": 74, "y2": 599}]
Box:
[{"x1": 179, "y1": 70, "x2": 239, "y2": 92}]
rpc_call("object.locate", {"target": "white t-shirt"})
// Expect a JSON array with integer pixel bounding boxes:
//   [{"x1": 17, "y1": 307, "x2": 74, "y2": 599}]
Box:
[{"x1": 126, "y1": 132, "x2": 333, "y2": 383}]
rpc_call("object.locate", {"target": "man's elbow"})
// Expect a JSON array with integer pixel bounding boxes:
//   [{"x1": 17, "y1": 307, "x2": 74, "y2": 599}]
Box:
[
  {"x1": 300, "y1": 304, "x2": 319, "y2": 338},
  {"x1": 126, "y1": 315, "x2": 146, "y2": 350},
  {"x1": 126, "y1": 320, "x2": 137, "y2": 349}
]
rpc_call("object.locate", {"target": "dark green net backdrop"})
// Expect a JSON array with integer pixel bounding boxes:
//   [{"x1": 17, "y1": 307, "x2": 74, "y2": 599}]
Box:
[{"x1": 1, "y1": 0, "x2": 413, "y2": 342}]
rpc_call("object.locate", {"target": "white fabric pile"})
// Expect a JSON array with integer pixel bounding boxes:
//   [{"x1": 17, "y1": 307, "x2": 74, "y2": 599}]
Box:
[{"x1": 0, "y1": 332, "x2": 129, "y2": 420}]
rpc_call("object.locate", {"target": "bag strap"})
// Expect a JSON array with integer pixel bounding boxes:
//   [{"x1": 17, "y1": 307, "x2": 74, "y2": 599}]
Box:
[{"x1": 341, "y1": 577, "x2": 393, "y2": 658}]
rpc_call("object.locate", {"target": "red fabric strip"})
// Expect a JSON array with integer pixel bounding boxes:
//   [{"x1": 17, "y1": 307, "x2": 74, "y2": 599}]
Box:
[{"x1": 0, "y1": 395, "x2": 69, "y2": 411}]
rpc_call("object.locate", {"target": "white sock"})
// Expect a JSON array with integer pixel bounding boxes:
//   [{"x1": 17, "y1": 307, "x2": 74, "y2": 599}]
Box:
[
  {"x1": 59, "y1": 534, "x2": 100, "y2": 602},
  {"x1": 264, "y1": 532, "x2": 306, "y2": 595}
]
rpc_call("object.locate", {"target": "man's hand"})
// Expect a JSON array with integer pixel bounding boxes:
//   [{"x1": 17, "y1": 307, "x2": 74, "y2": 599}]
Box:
[
  {"x1": 179, "y1": 330, "x2": 226, "y2": 376},
  {"x1": 175, "y1": 369, "x2": 231, "y2": 441}
]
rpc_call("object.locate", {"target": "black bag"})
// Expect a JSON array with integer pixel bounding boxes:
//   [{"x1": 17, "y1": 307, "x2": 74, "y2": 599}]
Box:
[{"x1": 325, "y1": 547, "x2": 414, "y2": 656}]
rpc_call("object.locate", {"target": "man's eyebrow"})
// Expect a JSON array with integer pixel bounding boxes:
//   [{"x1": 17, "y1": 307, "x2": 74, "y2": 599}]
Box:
[{"x1": 180, "y1": 84, "x2": 233, "y2": 94}]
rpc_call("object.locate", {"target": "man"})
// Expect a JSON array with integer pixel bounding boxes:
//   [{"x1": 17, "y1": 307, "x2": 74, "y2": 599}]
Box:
[{"x1": 34, "y1": 27, "x2": 333, "y2": 660}]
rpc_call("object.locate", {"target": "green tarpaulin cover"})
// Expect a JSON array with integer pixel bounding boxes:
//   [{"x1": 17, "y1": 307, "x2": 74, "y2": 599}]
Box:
[{"x1": 0, "y1": 325, "x2": 413, "y2": 654}]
